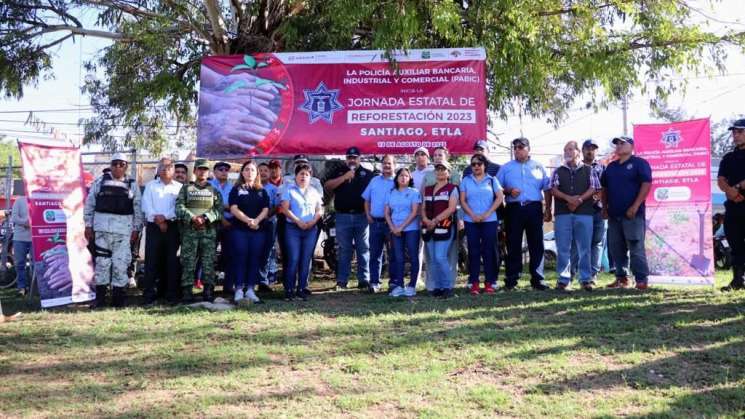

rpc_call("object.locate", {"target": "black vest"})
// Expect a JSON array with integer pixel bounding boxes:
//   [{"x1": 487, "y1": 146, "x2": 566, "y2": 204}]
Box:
[
  {"x1": 95, "y1": 174, "x2": 135, "y2": 215},
  {"x1": 554, "y1": 165, "x2": 594, "y2": 216}
]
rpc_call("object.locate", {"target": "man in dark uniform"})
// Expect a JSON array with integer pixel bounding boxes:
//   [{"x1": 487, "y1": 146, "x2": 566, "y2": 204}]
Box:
[
  {"x1": 324, "y1": 146, "x2": 375, "y2": 290},
  {"x1": 718, "y1": 118, "x2": 745, "y2": 291},
  {"x1": 176, "y1": 159, "x2": 223, "y2": 302}
]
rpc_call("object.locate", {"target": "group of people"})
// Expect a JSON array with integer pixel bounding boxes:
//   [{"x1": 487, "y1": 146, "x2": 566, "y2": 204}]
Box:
[{"x1": 41, "y1": 117, "x2": 745, "y2": 307}]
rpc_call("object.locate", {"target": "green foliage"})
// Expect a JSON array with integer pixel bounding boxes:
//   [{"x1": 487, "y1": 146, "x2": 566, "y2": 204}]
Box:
[{"x1": 2, "y1": 0, "x2": 744, "y2": 153}]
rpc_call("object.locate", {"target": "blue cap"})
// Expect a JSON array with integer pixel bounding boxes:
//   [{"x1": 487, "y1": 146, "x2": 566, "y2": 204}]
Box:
[
  {"x1": 346, "y1": 146, "x2": 361, "y2": 157},
  {"x1": 582, "y1": 139, "x2": 599, "y2": 149},
  {"x1": 728, "y1": 118, "x2": 745, "y2": 130},
  {"x1": 612, "y1": 136, "x2": 634, "y2": 145}
]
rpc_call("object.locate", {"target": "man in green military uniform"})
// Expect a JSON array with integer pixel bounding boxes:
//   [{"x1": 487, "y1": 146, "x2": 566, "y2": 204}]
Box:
[{"x1": 176, "y1": 159, "x2": 223, "y2": 302}]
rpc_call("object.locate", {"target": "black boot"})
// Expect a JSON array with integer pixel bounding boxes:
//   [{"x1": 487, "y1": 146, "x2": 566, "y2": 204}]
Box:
[
  {"x1": 90, "y1": 285, "x2": 108, "y2": 309},
  {"x1": 181, "y1": 286, "x2": 194, "y2": 304},
  {"x1": 112, "y1": 286, "x2": 127, "y2": 308},
  {"x1": 203, "y1": 284, "x2": 215, "y2": 302},
  {"x1": 721, "y1": 266, "x2": 745, "y2": 292}
]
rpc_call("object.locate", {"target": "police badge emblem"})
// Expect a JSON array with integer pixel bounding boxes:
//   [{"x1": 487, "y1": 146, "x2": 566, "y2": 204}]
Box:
[
  {"x1": 661, "y1": 128, "x2": 682, "y2": 149},
  {"x1": 299, "y1": 82, "x2": 343, "y2": 124}
]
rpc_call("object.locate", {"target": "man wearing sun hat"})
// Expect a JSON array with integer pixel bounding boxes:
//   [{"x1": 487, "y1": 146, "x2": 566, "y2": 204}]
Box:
[
  {"x1": 601, "y1": 136, "x2": 652, "y2": 290},
  {"x1": 718, "y1": 118, "x2": 745, "y2": 291}
]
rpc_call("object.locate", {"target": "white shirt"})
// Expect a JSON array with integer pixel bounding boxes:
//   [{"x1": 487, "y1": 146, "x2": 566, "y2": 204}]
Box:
[
  {"x1": 412, "y1": 165, "x2": 433, "y2": 191},
  {"x1": 142, "y1": 178, "x2": 183, "y2": 222}
]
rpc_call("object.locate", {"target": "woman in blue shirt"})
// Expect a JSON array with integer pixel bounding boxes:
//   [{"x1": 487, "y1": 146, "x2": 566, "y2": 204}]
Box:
[
  {"x1": 385, "y1": 167, "x2": 422, "y2": 297},
  {"x1": 229, "y1": 160, "x2": 270, "y2": 304},
  {"x1": 460, "y1": 154, "x2": 504, "y2": 295},
  {"x1": 281, "y1": 163, "x2": 323, "y2": 301}
]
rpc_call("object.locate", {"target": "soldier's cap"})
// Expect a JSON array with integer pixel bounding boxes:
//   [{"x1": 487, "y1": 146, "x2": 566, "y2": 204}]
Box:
[
  {"x1": 213, "y1": 161, "x2": 231, "y2": 170},
  {"x1": 611, "y1": 136, "x2": 634, "y2": 145},
  {"x1": 512, "y1": 137, "x2": 530, "y2": 147},
  {"x1": 110, "y1": 152, "x2": 129, "y2": 163},
  {"x1": 728, "y1": 118, "x2": 745, "y2": 130},
  {"x1": 413, "y1": 146, "x2": 429, "y2": 157},
  {"x1": 473, "y1": 140, "x2": 489, "y2": 150},
  {"x1": 434, "y1": 161, "x2": 452, "y2": 171},
  {"x1": 346, "y1": 146, "x2": 361, "y2": 157},
  {"x1": 194, "y1": 158, "x2": 210, "y2": 169},
  {"x1": 293, "y1": 154, "x2": 309, "y2": 164},
  {"x1": 582, "y1": 139, "x2": 599, "y2": 149}
]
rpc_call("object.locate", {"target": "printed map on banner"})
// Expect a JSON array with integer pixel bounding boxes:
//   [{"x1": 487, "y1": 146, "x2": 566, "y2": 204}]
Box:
[
  {"x1": 634, "y1": 118, "x2": 714, "y2": 286},
  {"x1": 196, "y1": 48, "x2": 487, "y2": 157}
]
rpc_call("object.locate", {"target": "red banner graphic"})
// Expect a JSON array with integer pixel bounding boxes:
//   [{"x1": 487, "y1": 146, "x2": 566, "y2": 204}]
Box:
[
  {"x1": 197, "y1": 48, "x2": 487, "y2": 157},
  {"x1": 18, "y1": 141, "x2": 95, "y2": 307},
  {"x1": 634, "y1": 118, "x2": 714, "y2": 286}
]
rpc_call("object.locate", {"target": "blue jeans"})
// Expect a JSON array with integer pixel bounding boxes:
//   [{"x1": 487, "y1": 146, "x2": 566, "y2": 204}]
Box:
[
  {"x1": 13, "y1": 240, "x2": 32, "y2": 290},
  {"x1": 335, "y1": 213, "x2": 370, "y2": 286},
  {"x1": 608, "y1": 215, "x2": 649, "y2": 283},
  {"x1": 368, "y1": 219, "x2": 391, "y2": 286},
  {"x1": 390, "y1": 230, "x2": 420, "y2": 289},
  {"x1": 504, "y1": 202, "x2": 545, "y2": 286},
  {"x1": 465, "y1": 221, "x2": 498, "y2": 285},
  {"x1": 231, "y1": 228, "x2": 266, "y2": 289},
  {"x1": 425, "y1": 230, "x2": 455, "y2": 289},
  {"x1": 284, "y1": 223, "x2": 317, "y2": 295},
  {"x1": 571, "y1": 211, "x2": 607, "y2": 278},
  {"x1": 555, "y1": 213, "x2": 593, "y2": 284},
  {"x1": 259, "y1": 217, "x2": 278, "y2": 284}
]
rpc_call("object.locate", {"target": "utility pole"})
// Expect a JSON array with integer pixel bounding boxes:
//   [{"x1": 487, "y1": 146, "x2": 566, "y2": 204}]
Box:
[{"x1": 621, "y1": 95, "x2": 629, "y2": 136}]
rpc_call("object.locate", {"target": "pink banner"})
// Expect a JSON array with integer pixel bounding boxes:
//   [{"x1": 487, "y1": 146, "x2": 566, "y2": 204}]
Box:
[
  {"x1": 197, "y1": 48, "x2": 487, "y2": 157},
  {"x1": 634, "y1": 118, "x2": 714, "y2": 286},
  {"x1": 18, "y1": 141, "x2": 95, "y2": 307}
]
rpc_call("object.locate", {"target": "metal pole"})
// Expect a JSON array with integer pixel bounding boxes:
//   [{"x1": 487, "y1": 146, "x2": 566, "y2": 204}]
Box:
[
  {"x1": 1, "y1": 155, "x2": 12, "y2": 273},
  {"x1": 622, "y1": 96, "x2": 629, "y2": 136}
]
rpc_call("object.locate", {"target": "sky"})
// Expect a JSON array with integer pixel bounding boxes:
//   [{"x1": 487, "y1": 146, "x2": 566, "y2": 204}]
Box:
[{"x1": 1, "y1": 1, "x2": 744, "y2": 165}]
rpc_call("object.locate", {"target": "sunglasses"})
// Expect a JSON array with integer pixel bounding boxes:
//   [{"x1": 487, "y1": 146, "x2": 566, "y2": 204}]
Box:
[
  {"x1": 111, "y1": 161, "x2": 127, "y2": 167},
  {"x1": 471, "y1": 161, "x2": 484, "y2": 167},
  {"x1": 512, "y1": 145, "x2": 526, "y2": 150}
]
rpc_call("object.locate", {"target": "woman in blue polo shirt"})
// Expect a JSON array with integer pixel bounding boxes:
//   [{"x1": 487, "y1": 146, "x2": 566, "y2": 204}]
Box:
[
  {"x1": 229, "y1": 160, "x2": 270, "y2": 304},
  {"x1": 460, "y1": 154, "x2": 504, "y2": 295},
  {"x1": 280, "y1": 163, "x2": 324, "y2": 301},
  {"x1": 385, "y1": 167, "x2": 422, "y2": 297}
]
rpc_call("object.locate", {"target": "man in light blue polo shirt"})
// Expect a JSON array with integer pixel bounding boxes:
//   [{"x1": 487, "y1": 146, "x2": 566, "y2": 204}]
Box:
[
  {"x1": 497, "y1": 137, "x2": 552, "y2": 291},
  {"x1": 362, "y1": 154, "x2": 396, "y2": 292},
  {"x1": 209, "y1": 161, "x2": 236, "y2": 296}
]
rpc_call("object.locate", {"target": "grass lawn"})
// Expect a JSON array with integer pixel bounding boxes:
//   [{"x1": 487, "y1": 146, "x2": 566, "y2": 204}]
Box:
[{"x1": 1, "y1": 270, "x2": 744, "y2": 418}]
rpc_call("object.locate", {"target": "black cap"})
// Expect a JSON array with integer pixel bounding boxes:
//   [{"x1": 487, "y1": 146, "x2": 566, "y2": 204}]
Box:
[
  {"x1": 293, "y1": 154, "x2": 309, "y2": 163},
  {"x1": 582, "y1": 139, "x2": 599, "y2": 149},
  {"x1": 512, "y1": 137, "x2": 530, "y2": 147},
  {"x1": 346, "y1": 146, "x2": 361, "y2": 157},
  {"x1": 213, "y1": 161, "x2": 230, "y2": 170},
  {"x1": 612, "y1": 136, "x2": 634, "y2": 145},
  {"x1": 728, "y1": 118, "x2": 745, "y2": 130}
]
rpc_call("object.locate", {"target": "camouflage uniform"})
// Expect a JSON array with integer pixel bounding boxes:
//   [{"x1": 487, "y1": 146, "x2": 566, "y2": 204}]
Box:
[
  {"x1": 176, "y1": 181, "x2": 222, "y2": 295},
  {"x1": 84, "y1": 174, "x2": 143, "y2": 288}
]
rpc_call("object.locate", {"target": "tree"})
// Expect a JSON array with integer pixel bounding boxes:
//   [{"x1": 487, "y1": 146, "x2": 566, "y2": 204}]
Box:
[
  {"x1": 2, "y1": 0, "x2": 744, "y2": 153},
  {"x1": 711, "y1": 115, "x2": 743, "y2": 159}
]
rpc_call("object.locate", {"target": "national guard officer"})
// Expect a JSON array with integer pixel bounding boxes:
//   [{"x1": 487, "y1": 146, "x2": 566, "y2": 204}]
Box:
[
  {"x1": 84, "y1": 152, "x2": 143, "y2": 308},
  {"x1": 176, "y1": 158, "x2": 223, "y2": 302}
]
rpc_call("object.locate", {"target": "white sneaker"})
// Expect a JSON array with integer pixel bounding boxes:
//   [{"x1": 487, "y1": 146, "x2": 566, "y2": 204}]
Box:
[
  {"x1": 234, "y1": 289, "x2": 244, "y2": 302},
  {"x1": 404, "y1": 286, "x2": 417, "y2": 297},
  {"x1": 245, "y1": 288, "x2": 261, "y2": 303},
  {"x1": 389, "y1": 286, "x2": 406, "y2": 297}
]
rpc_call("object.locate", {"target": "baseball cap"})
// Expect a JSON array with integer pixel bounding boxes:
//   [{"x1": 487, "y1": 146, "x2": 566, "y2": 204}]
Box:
[
  {"x1": 213, "y1": 161, "x2": 231, "y2": 170},
  {"x1": 346, "y1": 146, "x2": 361, "y2": 157},
  {"x1": 473, "y1": 140, "x2": 489, "y2": 150},
  {"x1": 111, "y1": 152, "x2": 129, "y2": 163},
  {"x1": 268, "y1": 159, "x2": 282, "y2": 168},
  {"x1": 194, "y1": 158, "x2": 210, "y2": 169},
  {"x1": 582, "y1": 139, "x2": 599, "y2": 149},
  {"x1": 413, "y1": 146, "x2": 429, "y2": 156},
  {"x1": 728, "y1": 118, "x2": 745, "y2": 130},
  {"x1": 293, "y1": 154, "x2": 309, "y2": 164},
  {"x1": 512, "y1": 137, "x2": 530, "y2": 147},
  {"x1": 611, "y1": 136, "x2": 634, "y2": 145}
]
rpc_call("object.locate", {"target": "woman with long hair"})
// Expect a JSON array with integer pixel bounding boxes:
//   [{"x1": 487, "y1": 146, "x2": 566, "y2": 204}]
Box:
[
  {"x1": 385, "y1": 167, "x2": 422, "y2": 297},
  {"x1": 229, "y1": 160, "x2": 270, "y2": 303}
]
